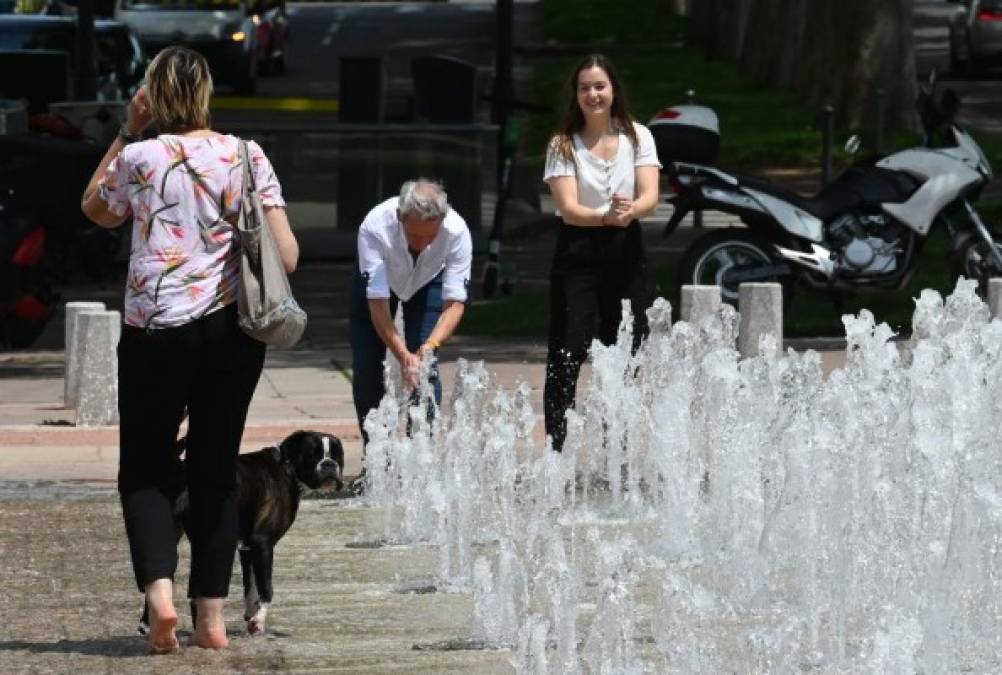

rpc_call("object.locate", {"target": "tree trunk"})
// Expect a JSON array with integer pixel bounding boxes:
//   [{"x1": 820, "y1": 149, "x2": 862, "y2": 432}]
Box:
[
  {"x1": 685, "y1": 0, "x2": 715, "y2": 51},
  {"x1": 739, "y1": 0, "x2": 917, "y2": 139},
  {"x1": 739, "y1": 0, "x2": 789, "y2": 85}
]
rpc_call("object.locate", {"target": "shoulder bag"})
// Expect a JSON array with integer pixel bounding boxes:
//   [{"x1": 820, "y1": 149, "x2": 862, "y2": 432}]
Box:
[{"x1": 235, "y1": 139, "x2": 307, "y2": 348}]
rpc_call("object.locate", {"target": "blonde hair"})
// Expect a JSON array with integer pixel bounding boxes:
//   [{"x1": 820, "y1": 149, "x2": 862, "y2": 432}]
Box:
[{"x1": 144, "y1": 46, "x2": 213, "y2": 133}]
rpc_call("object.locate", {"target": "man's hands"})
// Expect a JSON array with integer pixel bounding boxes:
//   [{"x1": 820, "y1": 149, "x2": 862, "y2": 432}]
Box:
[
  {"x1": 399, "y1": 351, "x2": 423, "y2": 389},
  {"x1": 399, "y1": 342, "x2": 439, "y2": 389}
]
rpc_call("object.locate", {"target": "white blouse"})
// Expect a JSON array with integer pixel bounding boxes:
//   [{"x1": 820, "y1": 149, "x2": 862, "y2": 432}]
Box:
[
  {"x1": 357, "y1": 197, "x2": 472, "y2": 303},
  {"x1": 543, "y1": 121, "x2": 661, "y2": 212}
]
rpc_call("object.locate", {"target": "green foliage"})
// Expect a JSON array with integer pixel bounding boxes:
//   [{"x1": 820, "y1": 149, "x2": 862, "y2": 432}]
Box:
[
  {"x1": 537, "y1": 1, "x2": 685, "y2": 45},
  {"x1": 461, "y1": 290, "x2": 550, "y2": 338},
  {"x1": 525, "y1": 2, "x2": 823, "y2": 172}
]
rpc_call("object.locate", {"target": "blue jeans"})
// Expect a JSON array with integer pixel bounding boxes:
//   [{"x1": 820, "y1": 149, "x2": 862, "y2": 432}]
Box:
[{"x1": 349, "y1": 266, "x2": 443, "y2": 444}]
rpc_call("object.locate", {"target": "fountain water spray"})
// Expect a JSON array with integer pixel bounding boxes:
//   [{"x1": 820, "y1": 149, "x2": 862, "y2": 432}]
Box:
[{"x1": 361, "y1": 280, "x2": 1002, "y2": 673}]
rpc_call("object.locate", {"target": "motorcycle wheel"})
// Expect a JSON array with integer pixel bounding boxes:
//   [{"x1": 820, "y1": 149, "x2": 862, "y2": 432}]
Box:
[
  {"x1": 951, "y1": 236, "x2": 1002, "y2": 297},
  {"x1": 678, "y1": 228, "x2": 789, "y2": 307}
]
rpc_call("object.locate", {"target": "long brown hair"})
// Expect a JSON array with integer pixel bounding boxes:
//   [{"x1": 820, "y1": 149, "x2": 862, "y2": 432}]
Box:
[{"x1": 550, "y1": 54, "x2": 638, "y2": 161}]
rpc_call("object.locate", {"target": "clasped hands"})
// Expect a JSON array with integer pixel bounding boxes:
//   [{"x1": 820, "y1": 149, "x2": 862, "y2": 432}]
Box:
[{"x1": 602, "y1": 191, "x2": 634, "y2": 227}]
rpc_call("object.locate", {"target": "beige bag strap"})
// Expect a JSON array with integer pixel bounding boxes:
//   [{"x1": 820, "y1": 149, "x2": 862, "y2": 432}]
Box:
[{"x1": 238, "y1": 139, "x2": 258, "y2": 207}]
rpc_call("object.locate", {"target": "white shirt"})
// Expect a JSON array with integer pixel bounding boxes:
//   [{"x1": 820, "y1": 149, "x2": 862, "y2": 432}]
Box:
[
  {"x1": 357, "y1": 197, "x2": 473, "y2": 303},
  {"x1": 543, "y1": 121, "x2": 661, "y2": 211}
]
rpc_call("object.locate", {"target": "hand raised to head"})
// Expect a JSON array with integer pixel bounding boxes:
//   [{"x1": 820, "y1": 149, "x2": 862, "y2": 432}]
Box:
[{"x1": 125, "y1": 87, "x2": 153, "y2": 136}]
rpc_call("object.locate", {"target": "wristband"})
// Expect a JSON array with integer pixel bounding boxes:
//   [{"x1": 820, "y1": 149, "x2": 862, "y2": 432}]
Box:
[
  {"x1": 426, "y1": 338, "x2": 441, "y2": 350},
  {"x1": 118, "y1": 125, "x2": 142, "y2": 144}
]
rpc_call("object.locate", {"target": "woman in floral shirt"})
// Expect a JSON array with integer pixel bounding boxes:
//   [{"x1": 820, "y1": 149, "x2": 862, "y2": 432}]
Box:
[{"x1": 82, "y1": 46, "x2": 298, "y2": 653}]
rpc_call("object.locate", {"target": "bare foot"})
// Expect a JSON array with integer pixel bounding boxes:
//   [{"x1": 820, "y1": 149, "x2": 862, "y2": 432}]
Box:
[
  {"x1": 145, "y1": 579, "x2": 179, "y2": 655},
  {"x1": 190, "y1": 598, "x2": 228, "y2": 649}
]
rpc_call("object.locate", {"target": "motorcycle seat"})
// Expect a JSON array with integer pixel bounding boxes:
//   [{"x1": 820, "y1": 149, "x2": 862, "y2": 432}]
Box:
[
  {"x1": 736, "y1": 166, "x2": 916, "y2": 224},
  {"x1": 737, "y1": 175, "x2": 856, "y2": 223}
]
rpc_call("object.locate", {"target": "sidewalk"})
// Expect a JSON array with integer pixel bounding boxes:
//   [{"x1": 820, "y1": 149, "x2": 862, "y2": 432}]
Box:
[{"x1": 0, "y1": 337, "x2": 555, "y2": 484}]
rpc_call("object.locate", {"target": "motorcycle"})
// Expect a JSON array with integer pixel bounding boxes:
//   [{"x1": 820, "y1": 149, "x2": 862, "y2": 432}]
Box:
[
  {"x1": 0, "y1": 190, "x2": 57, "y2": 349},
  {"x1": 659, "y1": 73, "x2": 1000, "y2": 305}
]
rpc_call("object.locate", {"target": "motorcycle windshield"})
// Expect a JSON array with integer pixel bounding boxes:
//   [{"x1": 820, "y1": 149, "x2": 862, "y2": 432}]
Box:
[{"x1": 952, "y1": 127, "x2": 993, "y2": 179}]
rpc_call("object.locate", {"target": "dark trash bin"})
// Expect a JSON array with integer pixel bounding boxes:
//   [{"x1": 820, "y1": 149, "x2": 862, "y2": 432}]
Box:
[
  {"x1": 411, "y1": 55, "x2": 477, "y2": 124},
  {"x1": 337, "y1": 57, "x2": 385, "y2": 230},
  {"x1": 339, "y1": 57, "x2": 385, "y2": 124}
]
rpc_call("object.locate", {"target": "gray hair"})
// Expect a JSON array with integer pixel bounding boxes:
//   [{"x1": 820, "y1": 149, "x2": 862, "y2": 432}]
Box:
[{"x1": 398, "y1": 179, "x2": 450, "y2": 220}]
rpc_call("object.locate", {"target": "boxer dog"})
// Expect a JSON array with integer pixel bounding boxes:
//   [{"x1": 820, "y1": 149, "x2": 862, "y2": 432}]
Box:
[{"x1": 139, "y1": 430, "x2": 344, "y2": 636}]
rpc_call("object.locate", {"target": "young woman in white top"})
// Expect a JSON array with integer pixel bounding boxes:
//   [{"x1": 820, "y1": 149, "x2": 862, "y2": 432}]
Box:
[{"x1": 542, "y1": 53, "x2": 661, "y2": 452}]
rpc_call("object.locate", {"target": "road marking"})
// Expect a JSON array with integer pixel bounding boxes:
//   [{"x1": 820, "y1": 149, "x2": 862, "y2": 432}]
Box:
[{"x1": 212, "y1": 97, "x2": 340, "y2": 112}]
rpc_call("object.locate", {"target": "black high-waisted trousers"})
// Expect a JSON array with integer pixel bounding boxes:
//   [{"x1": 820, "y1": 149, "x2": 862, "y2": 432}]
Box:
[
  {"x1": 117, "y1": 303, "x2": 265, "y2": 597},
  {"x1": 544, "y1": 221, "x2": 648, "y2": 451}
]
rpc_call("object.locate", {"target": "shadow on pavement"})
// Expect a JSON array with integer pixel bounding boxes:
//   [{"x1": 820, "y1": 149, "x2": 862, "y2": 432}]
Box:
[{"x1": 0, "y1": 636, "x2": 146, "y2": 658}]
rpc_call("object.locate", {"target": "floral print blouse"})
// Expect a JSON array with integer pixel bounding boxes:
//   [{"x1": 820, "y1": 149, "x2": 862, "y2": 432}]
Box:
[{"x1": 98, "y1": 134, "x2": 285, "y2": 329}]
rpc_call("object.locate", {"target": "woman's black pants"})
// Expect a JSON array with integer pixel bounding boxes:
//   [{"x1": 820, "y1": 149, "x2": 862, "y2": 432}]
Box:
[
  {"x1": 544, "y1": 221, "x2": 648, "y2": 451},
  {"x1": 117, "y1": 303, "x2": 265, "y2": 597}
]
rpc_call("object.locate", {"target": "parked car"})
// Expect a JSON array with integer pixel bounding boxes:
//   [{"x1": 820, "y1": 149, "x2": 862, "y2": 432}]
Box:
[
  {"x1": 250, "y1": 0, "x2": 288, "y2": 75},
  {"x1": 0, "y1": 14, "x2": 146, "y2": 101},
  {"x1": 115, "y1": 0, "x2": 287, "y2": 95},
  {"x1": 948, "y1": 0, "x2": 1002, "y2": 74}
]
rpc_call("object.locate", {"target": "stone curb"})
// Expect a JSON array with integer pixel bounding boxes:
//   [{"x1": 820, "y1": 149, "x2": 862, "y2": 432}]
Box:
[{"x1": 0, "y1": 420, "x2": 363, "y2": 447}]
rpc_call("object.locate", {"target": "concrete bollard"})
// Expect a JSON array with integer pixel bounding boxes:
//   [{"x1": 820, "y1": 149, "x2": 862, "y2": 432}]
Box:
[
  {"x1": 989, "y1": 278, "x2": 1002, "y2": 319},
  {"x1": 64, "y1": 301, "x2": 106, "y2": 408},
  {"x1": 738, "y1": 283, "x2": 783, "y2": 358},
  {"x1": 680, "y1": 285, "x2": 722, "y2": 325},
  {"x1": 75, "y1": 309, "x2": 121, "y2": 426}
]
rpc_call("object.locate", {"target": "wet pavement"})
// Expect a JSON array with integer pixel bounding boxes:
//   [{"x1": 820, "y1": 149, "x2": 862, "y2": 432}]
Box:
[{"x1": 0, "y1": 497, "x2": 513, "y2": 674}]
